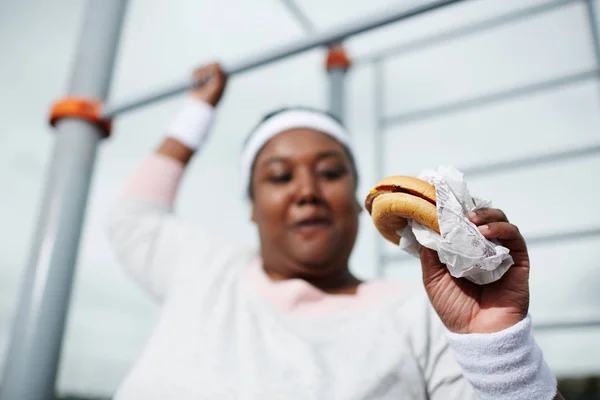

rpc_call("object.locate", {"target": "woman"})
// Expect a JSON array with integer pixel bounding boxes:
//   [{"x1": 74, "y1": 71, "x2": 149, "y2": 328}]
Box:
[{"x1": 106, "y1": 63, "x2": 564, "y2": 399}]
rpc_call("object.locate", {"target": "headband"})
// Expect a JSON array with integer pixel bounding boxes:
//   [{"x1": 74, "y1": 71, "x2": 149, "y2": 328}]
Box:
[{"x1": 240, "y1": 109, "x2": 354, "y2": 194}]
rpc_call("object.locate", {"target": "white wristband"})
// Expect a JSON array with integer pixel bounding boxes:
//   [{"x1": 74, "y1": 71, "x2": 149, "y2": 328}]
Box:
[
  {"x1": 165, "y1": 98, "x2": 215, "y2": 151},
  {"x1": 445, "y1": 315, "x2": 557, "y2": 400}
]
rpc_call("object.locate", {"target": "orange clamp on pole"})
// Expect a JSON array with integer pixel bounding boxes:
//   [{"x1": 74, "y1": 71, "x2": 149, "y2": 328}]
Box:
[
  {"x1": 49, "y1": 96, "x2": 112, "y2": 137},
  {"x1": 326, "y1": 44, "x2": 352, "y2": 71}
]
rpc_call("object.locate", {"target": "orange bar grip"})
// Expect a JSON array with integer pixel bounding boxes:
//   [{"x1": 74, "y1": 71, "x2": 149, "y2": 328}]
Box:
[
  {"x1": 326, "y1": 45, "x2": 351, "y2": 71},
  {"x1": 49, "y1": 96, "x2": 112, "y2": 137}
]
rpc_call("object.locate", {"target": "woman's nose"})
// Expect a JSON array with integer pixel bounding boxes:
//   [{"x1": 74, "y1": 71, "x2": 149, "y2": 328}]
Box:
[{"x1": 295, "y1": 171, "x2": 322, "y2": 205}]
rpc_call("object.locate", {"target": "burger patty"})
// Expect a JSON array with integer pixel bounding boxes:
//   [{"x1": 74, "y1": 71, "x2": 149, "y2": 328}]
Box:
[{"x1": 365, "y1": 184, "x2": 436, "y2": 213}]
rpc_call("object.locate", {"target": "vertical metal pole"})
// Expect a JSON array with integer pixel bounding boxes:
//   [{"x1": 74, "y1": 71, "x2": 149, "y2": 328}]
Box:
[
  {"x1": 585, "y1": 0, "x2": 600, "y2": 70},
  {"x1": 0, "y1": 1, "x2": 128, "y2": 399},
  {"x1": 373, "y1": 58, "x2": 386, "y2": 278},
  {"x1": 328, "y1": 67, "x2": 347, "y2": 122},
  {"x1": 327, "y1": 67, "x2": 346, "y2": 122},
  {"x1": 326, "y1": 44, "x2": 351, "y2": 123}
]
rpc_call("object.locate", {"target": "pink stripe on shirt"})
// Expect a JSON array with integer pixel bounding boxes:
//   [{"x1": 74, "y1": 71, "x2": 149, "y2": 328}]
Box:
[
  {"x1": 123, "y1": 153, "x2": 185, "y2": 206},
  {"x1": 243, "y1": 257, "x2": 405, "y2": 317},
  {"x1": 124, "y1": 153, "x2": 406, "y2": 316}
]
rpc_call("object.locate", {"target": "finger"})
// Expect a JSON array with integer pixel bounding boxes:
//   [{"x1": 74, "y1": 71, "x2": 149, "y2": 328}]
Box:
[
  {"x1": 420, "y1": 247, "x2": 448, "y2": 284},
  {"x1": 204, "y1": 62, "x2": 227, "y2": 82},
  {"x1": 211, "y1": 62, "x2": 225, "y2": 74},
  {"x1": 192, "y1": 64, "x2": 217, "y2": 82},
  {"x1": 192, "y1": 73, "x2": 215, "y2": 91},
  {"x1": 204, "y1": 63, "x2": 220, "y2": 76},
  {"x1": 478, "y1": 222, "x2": 527, "y2": 252},
  {"x1": 467, "y1": 207, "x2": 508, "y2": 225},
  {"x1": 192, "y1": 65, "x2": 208, "y2": 78},
  {"x1": 478, "y1": 221, "x2": 519, "y2": 240},
  {"x1": 420, "y1": 246, "x2": 440, "y2": 264}
]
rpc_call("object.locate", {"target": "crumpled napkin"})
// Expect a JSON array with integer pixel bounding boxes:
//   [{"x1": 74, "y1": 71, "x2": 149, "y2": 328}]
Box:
[{"x1": 397, "y1": 165, "x2": 514, "y2": 285}]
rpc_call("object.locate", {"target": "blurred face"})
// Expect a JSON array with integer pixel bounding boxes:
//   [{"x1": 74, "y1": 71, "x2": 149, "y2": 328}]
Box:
[{"x1": 250, "y1": 128, "x2": 360, "y2": 279}]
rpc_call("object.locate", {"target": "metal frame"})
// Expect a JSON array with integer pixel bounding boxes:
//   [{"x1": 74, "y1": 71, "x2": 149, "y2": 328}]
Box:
[
  {"x1": 383, "y1": 70, "x2": 597, "y2": 126},
  {"x1": 327, "y1": 58, "x2": 348, "y2": 122},
  {"x1": 101, "y1": 0, "x2": 466, "y2": 119},
  {"x1": 368, "y1": 0, "x2": 600, "y2": 271},
  {"x1": 0, "y1": 1, "x2": 468, "y2": 399},
  {"x1": 373, "y1": 58, "x2": 387, "y2": 278},
  {"x1": 2, "y1": 0, "x2": 599, "y2": 398},
  {"x1": 277, "y1": 0, "x2": 347, "y2": 121},
  {"x1": 367, "y1": 0, "x2": 600, "y2": 332},
  {"x1": 0, "y1": 1, "x2": 129, "y2": 399},
  {"x1": 382, "y1": 226, "x2": 600, "y2": 264},
  {"x1": 279, "y1": 0, "x2": 316, "y2": 34},
  {"x1": 354, "y1": 0, "x2": 581, "y2": 64}
]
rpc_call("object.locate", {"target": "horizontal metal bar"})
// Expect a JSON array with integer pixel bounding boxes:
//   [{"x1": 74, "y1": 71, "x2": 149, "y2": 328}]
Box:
[
  {"x1": 383, "y1": 70, "x2": 598, "y2": 127},
  {"x1": 354, "y1": 0, "x2": 579, "y2": 65},
  {"x1": 395, "y1": 144, "x2": 600, "y2": 180},
  {"x1": 460, "y1": 143, "x2": 600, "y2": 178},
  {"x1": 101, "y1": 0, "x2": 467, "y2": 119},
  {"x1": 527, "y1": 226, "x2": 600, "y2": 246},
  {"x1": 382, "y1": 226, "x2": 600, "y2": 264},
  {"x1": 534, "y1": 319, "x2": 600, "y2": 331}
]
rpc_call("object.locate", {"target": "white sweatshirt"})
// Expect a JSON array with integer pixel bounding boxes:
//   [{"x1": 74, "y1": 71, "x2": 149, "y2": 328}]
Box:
[{"x1": 105, "y1": 154, "x2": 479, "y2": 399}]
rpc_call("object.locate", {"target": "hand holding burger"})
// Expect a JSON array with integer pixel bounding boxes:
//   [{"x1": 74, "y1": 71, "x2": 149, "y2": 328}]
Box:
[
  {"x1": 365, "y1": 175, "x2": 528, "y2": 334},
  {"x1": 366, "y1": 175, "x2": 564, "y2": 400}
]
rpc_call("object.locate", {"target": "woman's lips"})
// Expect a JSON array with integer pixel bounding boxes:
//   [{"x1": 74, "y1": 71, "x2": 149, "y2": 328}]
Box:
[{"x1": 291, "y1": 217, "x2": 333, "y2": 234}]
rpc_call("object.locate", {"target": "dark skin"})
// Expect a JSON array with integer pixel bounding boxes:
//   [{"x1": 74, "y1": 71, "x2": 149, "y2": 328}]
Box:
[
  {"x1": 156, "y1": 63, "x2": 564, "y2": 399},
  {"x1": 249, "y1": 128, "x2": 363, "y2": 294}
]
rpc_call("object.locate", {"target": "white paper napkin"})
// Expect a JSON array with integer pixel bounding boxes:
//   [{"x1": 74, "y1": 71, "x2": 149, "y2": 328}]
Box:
[{"x1": 397, "y1": 165, "x2": 514, "y2": 285}]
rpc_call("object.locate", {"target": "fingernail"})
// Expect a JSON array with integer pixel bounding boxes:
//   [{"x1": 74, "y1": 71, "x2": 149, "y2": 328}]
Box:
[
  {"x1": 478, "y1": 224, "x2": 489, "y2": 233},
  {"x1": 467, "y1": 211, "x2": 477, "y2": 221}
]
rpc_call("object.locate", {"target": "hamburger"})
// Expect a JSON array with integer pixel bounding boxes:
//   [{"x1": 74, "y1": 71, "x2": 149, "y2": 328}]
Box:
[{"x1": 365, "y1": 176, "x2": 439, "y2": 246}]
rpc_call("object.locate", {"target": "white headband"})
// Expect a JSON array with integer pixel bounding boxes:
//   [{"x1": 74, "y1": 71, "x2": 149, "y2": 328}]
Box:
[{"x1": 240, "y1": 109, "x2": 353, "y2": 194}]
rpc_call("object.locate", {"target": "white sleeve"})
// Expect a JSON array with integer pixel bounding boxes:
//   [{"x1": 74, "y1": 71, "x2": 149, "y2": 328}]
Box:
[
  {"x1": 105, "y1": 99, "x2": 240, "y2": 301},
  {"x1": 403, "y1": 293, "x2": 480, "y2": 400},
  {"x1": 106, "y1": 195, "x2": 230, "y2": 301}
]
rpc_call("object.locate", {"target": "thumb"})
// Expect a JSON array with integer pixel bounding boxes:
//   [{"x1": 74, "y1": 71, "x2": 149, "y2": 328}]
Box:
[
  {"x1": 420, "y1": 246, "x2": 440, "y2": 265},
  {"x1": 420, "y1": 247, "x2": 447, "y2": 286}
]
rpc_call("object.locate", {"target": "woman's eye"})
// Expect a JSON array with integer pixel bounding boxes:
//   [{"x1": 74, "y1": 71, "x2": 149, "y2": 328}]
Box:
[
  {"x1": 319, "y1": 168, "x2": 347, "y2": 180},
  {"x1": 267, "y1": 173, "x2": 292, "y2": 183}
]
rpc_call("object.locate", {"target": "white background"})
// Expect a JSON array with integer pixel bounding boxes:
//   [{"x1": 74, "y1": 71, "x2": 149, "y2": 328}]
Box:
[{"x1": 1, "y1": 0, "x2": 599, "y2": 396}]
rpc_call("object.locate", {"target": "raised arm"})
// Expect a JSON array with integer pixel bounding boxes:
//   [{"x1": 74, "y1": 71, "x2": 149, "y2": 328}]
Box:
[{"x1": 105, "y1": 63, "x2": 230, "y2": 301}]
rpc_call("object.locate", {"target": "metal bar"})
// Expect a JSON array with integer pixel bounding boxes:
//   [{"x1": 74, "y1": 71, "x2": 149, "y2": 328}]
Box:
[
  {"x1": 391, "y1": 144, "x2": 600, "y2": 181},
  {"x1": 585, "y1": 0, "x2": 600, "y2": 71},
  {"x1": 534, "y1": 319, "x2": 600, "y2": 331},
  {"x1": 279, "y1": 0, "x2": 316, "y2": 34},
  {"x1": 384, "y1": 70, "x2": 598, "y2": 127},
  {"x1": 460, "y1": 144, "x2": 600, "y2": 178},
  {"x1": 386, "y1": 143, "x2": 600, "y2": 182},
  {"x1": 373, "y1": 58, "x2": 386, "y2": 278},
  {"x1": 328, "y1": 67, "x2": 346, "y2": 122},
  {"x1": 354, "y1": 0, "x2": 578, "y2": 65},
  {"x1": 526, "y1": 227, "x2": 600, "y2": 246},
  {"x1": 0, "y1": 1, "x2": 128, "y2": 399},
  {"x1": 382, "y1": 226, "x2": 600, "y2": 263},
  {"x1": 101, "y1": 0, "x2": 468, "y2": 119}
]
